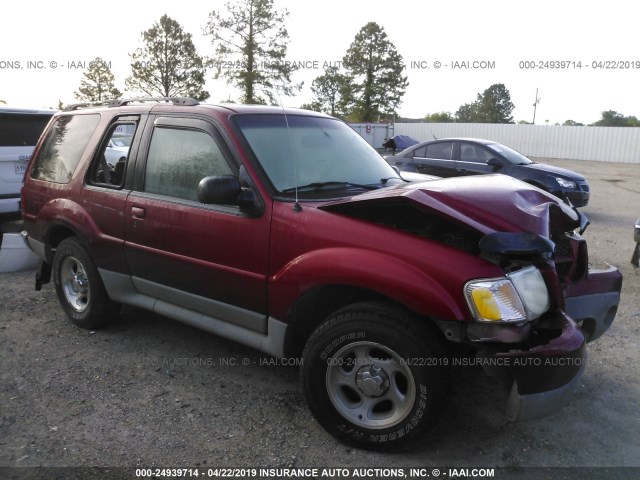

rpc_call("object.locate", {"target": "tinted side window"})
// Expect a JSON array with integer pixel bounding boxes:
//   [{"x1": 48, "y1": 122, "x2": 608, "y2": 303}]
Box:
[
  {"x1": 144, "y1": 127, "x2": 232, "y2": 202},
  {"x1": 0, "y1": 114, "x2": 53, "y2": 146},
  {"x1": 425, "y1": 142, "x2": 454, "y2": 160},
  {"x1": 411, "y1": 145, "x2": 427, "y2": 158},
  {"x1": 459, "y1": 143, "x2": 495, "y2": 163},
  {"x1": 31, "y1": 114, "x2": 100, "y2": 184}
]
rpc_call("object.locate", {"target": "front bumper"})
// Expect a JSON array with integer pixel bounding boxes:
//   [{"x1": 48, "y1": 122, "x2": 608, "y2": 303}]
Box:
[
  {"x1": 563, "y1": 265, "x2": 622, "y2": 342},
  {"x1": 563, "y1": 189, "x2": 589, "y2": 208},
  {"x1": 500, "y1": 311, "x2": 586, "y2": 421},
  {"x1": 476, "y1": 310, "x2": 587, "y2": 422},
  {"x1": 506, "y1": 351, "x2": 586, "y2": 422}
]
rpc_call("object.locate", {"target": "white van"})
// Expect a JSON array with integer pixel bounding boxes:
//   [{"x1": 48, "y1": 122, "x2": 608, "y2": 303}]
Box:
[{"x1": 0, "y1": 106, "x2": 56, "y2": 217}]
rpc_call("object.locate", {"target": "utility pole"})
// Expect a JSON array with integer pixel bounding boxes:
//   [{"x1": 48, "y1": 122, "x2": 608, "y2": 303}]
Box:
[{"x1": 532, "y1": 88, "x2": 540, "y2": 124}]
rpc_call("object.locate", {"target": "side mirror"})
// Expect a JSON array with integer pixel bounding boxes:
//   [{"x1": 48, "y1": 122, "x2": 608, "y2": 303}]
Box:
[
  {"x1": 197, "y1": 175, "x2": 262, "y2": 216},
  {"x1": 487, "y1": 157, "x2": 502, "y2": 168},
  {"x1": 198, "y1": 175, "x2": 241, "y2": 205}
]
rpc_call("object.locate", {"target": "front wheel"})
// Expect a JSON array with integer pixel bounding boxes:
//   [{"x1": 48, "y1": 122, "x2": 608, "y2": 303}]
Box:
[
  {"x1": 52, "y1": 237, "x2": 119, "y2": 329},
  {"x1": 301, "y1": 302, "x2": 449, "y2": 450}
]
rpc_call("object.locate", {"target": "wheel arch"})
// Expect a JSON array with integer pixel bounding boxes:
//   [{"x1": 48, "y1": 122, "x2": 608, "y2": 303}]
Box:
[
  {"x1": 283, "y1": 284, "x2": 448, "y2": 358},
  {"x1": 43, "y1": 224, "x2": 78, "y2": 262}
]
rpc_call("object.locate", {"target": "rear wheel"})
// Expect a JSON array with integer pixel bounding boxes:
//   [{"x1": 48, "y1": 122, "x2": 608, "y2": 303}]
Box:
[
  {"x1": 52, "y1": 237, "x2": 119, "y2": 328},
  {"x1": 301, "y1": 302, "x2": 448, "y2": 450}
]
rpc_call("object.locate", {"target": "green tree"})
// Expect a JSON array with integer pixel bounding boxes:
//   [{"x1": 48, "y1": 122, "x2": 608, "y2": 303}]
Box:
[
  {"x1": 205, "y1": 0, "x2": 299, "y2": 105},
  {"x1": 299, "y1": 101, "x2": 323, "y2": 112},
  {"x1": 0, "y1": 99, "x2": 6, "y2": 104},
  {"x1": 74, "y1": 57, "x2": 121, "y2": 102},
  {"x1": 455, "y1": 102, "x2": 480, "y2": 122},
  {"x1": 593, "y1": 110, "x2": 640, "y2": 127},
  {"x1": 342, "y1": 22, "x2": 408, "y2": 122},
  {"x1": 563, "y1": 119, "x2": 584, "y2": 126},
  {"x1": 456, "y1": 83, "x2": 514, "y2": 123},
  {"x1": 126, "y1": 15, "x2": 209, "y2": 101},
  {"x1": 308, "y1": 66, "x2": 352, "y2": 117},
  {"x1": 423, "y1": 112, "x2": 455, "y2": 123}
]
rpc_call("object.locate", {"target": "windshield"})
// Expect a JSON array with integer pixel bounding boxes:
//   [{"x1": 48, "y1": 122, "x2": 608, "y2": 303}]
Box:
[
  {"x1": 487, "y1": 143, "x2": 533, "y2": 165},
  {"x1": 233, "y1": 114, "x2": 402, "y2": 195}
]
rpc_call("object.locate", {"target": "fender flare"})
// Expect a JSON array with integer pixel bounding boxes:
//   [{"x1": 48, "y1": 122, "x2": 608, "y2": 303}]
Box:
[{"x1": 270, "y1": 247, "x2": 468, "y2": 321}]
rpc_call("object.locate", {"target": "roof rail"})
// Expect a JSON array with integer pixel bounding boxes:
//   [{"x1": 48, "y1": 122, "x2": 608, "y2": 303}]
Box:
[
  {"x1": 64, "y1": 100, "x2": 111, "y2": 111},
  {"x1": 64, "y1": 97, "x2": 200, "y2": 111},
  {"x1": 108, "y1": 97, "x2": 200, "y2": 107}
]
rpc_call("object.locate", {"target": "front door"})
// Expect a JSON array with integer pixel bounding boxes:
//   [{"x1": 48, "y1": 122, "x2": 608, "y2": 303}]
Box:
[
  {"x1": 124, "y1": 116, "x2": 271, "y2": 332},
  {"x1": 455, "y1": 141, "x2": 501, "y2": 176}
]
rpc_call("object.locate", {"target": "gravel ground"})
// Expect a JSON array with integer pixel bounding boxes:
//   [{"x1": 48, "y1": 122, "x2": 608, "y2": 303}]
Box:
[{"x1": 0, "y1": 158, "x2": 638, "y2": 479}]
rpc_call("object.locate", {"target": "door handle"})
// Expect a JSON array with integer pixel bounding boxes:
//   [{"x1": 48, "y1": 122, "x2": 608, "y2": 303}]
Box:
[{"x1": 131, "y1": 206, "x2": 146, "y2": 219}]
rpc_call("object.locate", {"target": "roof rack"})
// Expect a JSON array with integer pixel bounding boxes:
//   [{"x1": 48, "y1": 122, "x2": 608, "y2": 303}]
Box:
[
  {"x1": 64, "y1": 97, "x2": 200, "y2": 111},
  {"x1": 108, "y1": 97, "x2": 200, "y2": 107},
  {"x1": 64, "y1": 100, "x2": 111, "y2": 111}
]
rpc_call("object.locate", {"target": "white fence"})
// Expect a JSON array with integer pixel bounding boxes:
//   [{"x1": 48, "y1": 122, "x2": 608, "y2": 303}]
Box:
[
  {"x1": 349, "y1": 123, "x2": 394, "y2": 151},
  {"x1": 393, "y1": 123, "x2": 640, "y2": 164}
]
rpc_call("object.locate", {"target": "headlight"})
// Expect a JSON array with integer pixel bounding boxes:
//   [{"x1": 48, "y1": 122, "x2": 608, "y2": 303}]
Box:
[
  {"x1": 556, "y1": 177, "x2": 576, "y2": 189},
  {"x1": 464, "y1": 267, "x2": 550, "y2": 323}
]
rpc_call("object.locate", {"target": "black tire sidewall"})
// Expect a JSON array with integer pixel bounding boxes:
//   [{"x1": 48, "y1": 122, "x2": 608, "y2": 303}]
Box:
[
  {"x1": 52, "y1": 238, "x2": 114, "y2": 329},
  {"x1": 302, "y1": 305, "x2": 447, "y2": 449}
]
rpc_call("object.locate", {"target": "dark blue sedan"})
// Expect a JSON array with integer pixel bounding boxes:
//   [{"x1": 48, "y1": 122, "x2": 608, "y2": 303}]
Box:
[{"x1": 386, "y1": 138, "x2": 590, "y2": 207}]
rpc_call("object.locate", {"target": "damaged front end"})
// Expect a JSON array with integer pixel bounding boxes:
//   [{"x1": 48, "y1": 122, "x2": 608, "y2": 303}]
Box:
[
  {"x1": 399, "y1": 176, "x2": 622, "y2": 421},
  {"x1": 323, "y1": 175, "x2": 623, "y2": 421},
  {"x1": 462, "y1": 201, "x2": 622, "y2": 421}
]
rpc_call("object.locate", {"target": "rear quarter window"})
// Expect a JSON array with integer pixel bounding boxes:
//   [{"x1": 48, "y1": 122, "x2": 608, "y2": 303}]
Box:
[
  {"x1": 0, "y1": 113, "x2": 53, "y2": 147},
  {"x1": 30, "y1": 114, "x2": 100, "y2": 184}
]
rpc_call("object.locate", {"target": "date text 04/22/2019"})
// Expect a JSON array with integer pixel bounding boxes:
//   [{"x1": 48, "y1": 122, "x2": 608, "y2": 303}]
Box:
[{"x1": 519, "y1": 60, "x2": 640, "y2": 69}]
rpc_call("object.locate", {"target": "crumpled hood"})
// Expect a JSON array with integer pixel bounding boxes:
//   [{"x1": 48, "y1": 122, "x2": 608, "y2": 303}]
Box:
[{"x1": 320, "y1": 174, "x2": 580, "y2": 238}]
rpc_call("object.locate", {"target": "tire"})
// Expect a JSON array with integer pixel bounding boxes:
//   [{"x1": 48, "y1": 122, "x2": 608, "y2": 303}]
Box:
[
  {"x1": 301, "y1": 302, "x2": 448, "y2": 450},
  {"x1": 52, "y1": 237, "x2": 119, "y2": 329}
]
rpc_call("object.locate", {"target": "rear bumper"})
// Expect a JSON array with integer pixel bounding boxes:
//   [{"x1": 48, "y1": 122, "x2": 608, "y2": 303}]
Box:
[
  {"x1": 0, "y1": 196, "x2": 21, "y2": 215},
  {"x1": 21, "y1": 230, "x2": 47, "y2": 260}
]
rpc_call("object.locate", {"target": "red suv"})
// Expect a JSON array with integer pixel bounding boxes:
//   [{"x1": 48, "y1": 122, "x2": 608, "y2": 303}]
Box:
[{"x1": 21, "y1": 98, "x2": 622, "y2": 450}]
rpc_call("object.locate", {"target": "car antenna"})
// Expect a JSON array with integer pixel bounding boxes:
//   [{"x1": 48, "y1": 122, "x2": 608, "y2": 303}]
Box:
[{"x1": 277, "y1": 89, "x2": 301, "y2": 212}]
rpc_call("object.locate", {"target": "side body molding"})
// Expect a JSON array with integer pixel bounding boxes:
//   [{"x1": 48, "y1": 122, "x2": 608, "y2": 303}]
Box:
[{"x1": 99, "y1": 269, "x2": 287, "y2": 358}]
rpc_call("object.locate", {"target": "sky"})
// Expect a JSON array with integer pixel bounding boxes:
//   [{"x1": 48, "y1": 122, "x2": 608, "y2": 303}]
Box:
[{"x1": 2, "y1": 0, "x2": 639, "y2": 125}]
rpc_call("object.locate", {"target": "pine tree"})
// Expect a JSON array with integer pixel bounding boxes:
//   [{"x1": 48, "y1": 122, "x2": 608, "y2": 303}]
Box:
[
  {"x1": 126, "y1": 15, "x2": 209, "y2": 101},
  {"x1": 74, "y1": 57, "x2": 121, "y2": 102},
  {"x1": 308, "y1": 66, "x2": 352, "y2": 118},
  {"x1": 205, "y1": 0, "x2": 299, "y2": 104},
  {"x1": 342, "y1": 22, "x2": 408, "y2": 122}
]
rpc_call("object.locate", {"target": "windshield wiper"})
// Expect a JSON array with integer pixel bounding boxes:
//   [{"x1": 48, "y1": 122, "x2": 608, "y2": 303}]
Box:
[{"x1": 281, "y1": 181, "x2": 379, "y2": 193}]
